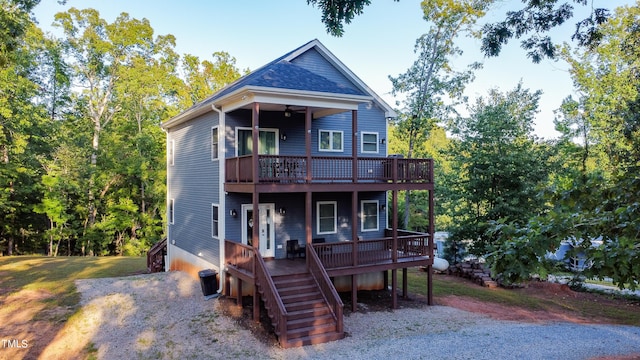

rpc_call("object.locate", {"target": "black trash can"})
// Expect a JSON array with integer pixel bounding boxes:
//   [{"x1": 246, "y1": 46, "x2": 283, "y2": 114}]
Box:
[{"x1": 198, "y1": 269, "x2": 218, "y2": 296}]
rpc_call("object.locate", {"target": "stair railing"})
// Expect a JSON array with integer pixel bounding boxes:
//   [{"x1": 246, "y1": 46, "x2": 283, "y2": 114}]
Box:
[
  {"x1": 307, "y1": 246, "x2": 344, "y2": 334},
  {"x1": 147, "y1": 237, "x2": 167, "y2": 273},
  {"x1": 254, "y1": 254, "x2": 289, "y2": 346}
]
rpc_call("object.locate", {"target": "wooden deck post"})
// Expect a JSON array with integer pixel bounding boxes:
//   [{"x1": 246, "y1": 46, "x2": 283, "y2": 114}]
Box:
[
  {"x1": 391, "y1": 268, "x2": 397, "y2": 309},
  {"x1": 352, "y1": 191, "x2": 358, "y2": 266},
  {"x1": 352, "y1": 275, "x2": 357, "y2": 312},
  {"x1": 252, "y1": 102, "x2": 261, "y2": 322},
  {"x1": 352, "y1": 110, "x2": 357, "y2": 183},
  {"x1": 402, "y1": 268, "x2": 408, "y2": 298},
  {"x1": 305, "y1": 107, "x2": 312, "y2": 183},
  {"x1": 428, "y1": 182, "x2": 435, "y2": 305},
  {"x1": 305, "y1": 191, "x2": 312, "y2": 268},
  {"x1": 236, "y1": 278, "x2": 242, "y2": 307}
]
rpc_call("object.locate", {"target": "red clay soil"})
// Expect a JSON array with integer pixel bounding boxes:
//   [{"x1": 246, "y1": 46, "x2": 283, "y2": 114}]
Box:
[{"x1": 436, "y1": 275, "x2": 638, "y2": 325}]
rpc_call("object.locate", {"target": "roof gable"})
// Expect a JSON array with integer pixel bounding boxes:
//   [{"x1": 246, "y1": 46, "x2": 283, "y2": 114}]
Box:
[{"x1": 163, "y1": 39, "x2": 395, "y2": 129}]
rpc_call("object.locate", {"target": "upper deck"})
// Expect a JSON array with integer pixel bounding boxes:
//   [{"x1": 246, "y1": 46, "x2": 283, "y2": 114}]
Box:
[{"x1": 224, "y1": 155, "x2": 433, "y2": 193}]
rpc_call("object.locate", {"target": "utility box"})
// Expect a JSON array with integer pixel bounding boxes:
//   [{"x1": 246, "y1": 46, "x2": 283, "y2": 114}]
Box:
[{"x1": 198, "y1": 269, "x2": 218, "y2": 296}]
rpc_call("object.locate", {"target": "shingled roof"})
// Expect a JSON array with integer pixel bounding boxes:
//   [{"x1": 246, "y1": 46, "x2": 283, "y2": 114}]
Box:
[
  {"x1": 163, "y1": 39, "x2": 395, "y2": 129},
  {"x1": 213, "y1": 60, "x2": 366, "y2": 100}
]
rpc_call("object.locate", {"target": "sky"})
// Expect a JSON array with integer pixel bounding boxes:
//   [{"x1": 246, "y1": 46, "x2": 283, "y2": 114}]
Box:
[{"x1": 32, "y1": 0, "x2": 635, "y2": 139}]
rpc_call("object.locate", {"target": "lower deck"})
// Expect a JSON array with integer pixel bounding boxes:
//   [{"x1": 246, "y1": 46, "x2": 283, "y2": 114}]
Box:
[{"x1": 222, "y1": 234, "x2": 434, "y2": 348}]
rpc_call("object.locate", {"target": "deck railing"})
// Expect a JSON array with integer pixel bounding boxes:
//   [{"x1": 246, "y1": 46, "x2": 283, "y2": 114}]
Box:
[
  {"x1": 307, "y1": 246, "x2": 344, "y2": 334},
  {"x1": 225, "y1": 155, "x2": 433, "y2": 184},
  {"x1": 225, "y1": 240, "x2": 255, "y2": 275},
  {"x1": 312, "y1": 233, "x2": 430, "y2": 269}
]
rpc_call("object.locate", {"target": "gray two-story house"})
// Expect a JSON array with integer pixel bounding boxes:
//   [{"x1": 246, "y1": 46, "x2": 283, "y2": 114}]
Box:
[{"x1": 160, "y1": 39, "x2": 436, "y2": 347}]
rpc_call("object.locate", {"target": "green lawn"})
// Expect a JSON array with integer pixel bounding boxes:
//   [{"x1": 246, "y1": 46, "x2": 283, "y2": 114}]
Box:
[
  {"x1": 0, "y1": 256, "x2": 147, "y2": 308},
  {"x1": 401, "y1": 268, "x2": 640, "y2": 326}
]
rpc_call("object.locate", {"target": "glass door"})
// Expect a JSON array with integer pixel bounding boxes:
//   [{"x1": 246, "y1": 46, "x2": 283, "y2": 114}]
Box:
[{"x1": 241, "y1": 203, "x2": 275, "y2": 258}]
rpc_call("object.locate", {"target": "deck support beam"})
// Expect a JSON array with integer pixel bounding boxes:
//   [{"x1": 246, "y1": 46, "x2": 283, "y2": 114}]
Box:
[
  {"x1": 402, "y1": 268, "x2": 408, "y2": 298},
  {"x1": 236, "y1": 278, "x2": 242, "y2": 307},
  {"x1": 391, "y1": 269, "x2": 397, "y2": 309},
  {"x1": 428, "y1": 183, "x2": 434, "y2": 305},
  {"x1": 351, "y1": 274, "x2": 358, "y2": 312}
]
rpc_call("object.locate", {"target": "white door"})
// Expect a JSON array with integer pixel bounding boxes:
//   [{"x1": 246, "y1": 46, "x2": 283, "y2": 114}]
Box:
[{"x1": 242, "y1": 203, "x2": 275, "y2": 258}]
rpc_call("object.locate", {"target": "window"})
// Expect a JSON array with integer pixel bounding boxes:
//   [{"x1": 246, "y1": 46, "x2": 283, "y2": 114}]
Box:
[
  {"x1": 361, "y1": 132, "x2": 378, "y2": 153},
  {"x1": 168, "y1": 139, "x2": 175, "y2": 166},
  {"x1": 361, "y1": 200, "x2": 379, "y2": 232},
  {"x1": 168, "y1": 198, "x2": 175, "y2": 224},
  {"x1": 319, "y1": 130, "x2": 343, "y2": 152},
  {"x1": 211, "y1": 204, "x2": 219, "y2": 238},
  {"x1": 236, "y1": 128, "x2": 278, "y2": 156},
  {"x1": 317, "y1": 201, "x2": 337, "y2": 234},
  {"x1": 211, "y1": 127, "x2": 219, "y2": 160}
]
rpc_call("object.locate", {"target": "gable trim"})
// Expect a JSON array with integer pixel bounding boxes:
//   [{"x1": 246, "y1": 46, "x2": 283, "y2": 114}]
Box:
[{"x1": 285, "y1": 39, "x2": 396, "y2": 118}]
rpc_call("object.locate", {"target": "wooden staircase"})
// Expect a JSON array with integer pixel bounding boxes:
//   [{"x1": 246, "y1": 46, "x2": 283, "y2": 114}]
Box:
[{"x1": 269, "y1": 272, "x2": 344, "y2": 348}]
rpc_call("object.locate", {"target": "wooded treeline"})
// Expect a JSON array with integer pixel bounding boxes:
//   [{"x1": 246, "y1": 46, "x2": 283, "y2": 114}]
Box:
[
  {"x1": 1, "y1": 2, "x2": 638, "y2": 289},
  {"x1": 388, "y1": 1, "x2": 639, "y2": 290},
  {"x1": 1, "y1": 6, "x2": 244, "y2": 256}
]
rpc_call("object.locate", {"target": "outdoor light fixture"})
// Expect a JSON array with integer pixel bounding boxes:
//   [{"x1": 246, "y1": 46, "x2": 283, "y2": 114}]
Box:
[
  {"x1": 280, "y1": 132, "x2": 287, "y2": 141},
  {"x1": 380, "y1": 138, "x2": 386, "y2": 144},
  {"x1": 380, "y1": 204, "x2": 386, "y2": 211},
  {"x1": 230, "y1": 209, "x2": 237, "y2": 217},
  {"x1": 284, "y1": 105, "x2": 292, "y2": 118},
  {"x1": 279, "y1": 207, "x2": 287, "y2": 215}
]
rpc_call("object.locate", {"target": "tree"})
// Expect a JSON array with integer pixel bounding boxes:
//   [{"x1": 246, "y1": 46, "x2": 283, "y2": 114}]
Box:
[
  {"x1": 0, "y1": 0, "x2": 41, "y2": 67},
  {"x1": 528, "y1": 3, "x2": 640, "y2": 289},
  {"x1": 306, "y1": 0, "x2": 398, "y2": 37},
  {"x1": 482, "y1": 0, "x2": 610, "y2": 62},
  {"x1": 445, "y1": 84, "x2": 551, "y2": 258},
  {"x1": 0, "y1": 20, "x2": 53, "y2": 255},
  {"x1": 389, "y1": 0, "x2": 486, "y2": 229},
  {"x1": 177, "y1": 52, "x2": 246, "y2": 108},
  {"x1": 54, "y1": 8, "x2": 173, "y2": 255},
  {"x1": 308, "y1": 0, "x2": 612, "y2": 62}
]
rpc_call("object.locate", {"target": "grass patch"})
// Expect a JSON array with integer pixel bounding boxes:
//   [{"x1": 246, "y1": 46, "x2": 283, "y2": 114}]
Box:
[
  {"x1": 0, "y1": 256, "x2": 146, "y2": 309},
  {"x1": 397, "y1": 268, "x2": 640, "y2": 326},
  {"x1": 403, "y1": 269, "x2": 541, "y2": 309}
]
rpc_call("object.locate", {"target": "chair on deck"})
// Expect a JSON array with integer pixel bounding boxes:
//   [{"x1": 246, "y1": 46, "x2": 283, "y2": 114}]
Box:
[{"x1": 286, "y1": 239, "x2": 305, "y2": 259}]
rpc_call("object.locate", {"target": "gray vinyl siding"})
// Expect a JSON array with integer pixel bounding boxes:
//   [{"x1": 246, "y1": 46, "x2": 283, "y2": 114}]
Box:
[
  {"x1": 168, "y1": 111, "x2": 220, "y2": 265},
  {"x1": 224, "y1": 191, "x2": 387, "y2": 259},
  {"x1": 291, "y1": 48, "x2": 361, "y2": 94},
  {"x1": 311, "y1": 103, "x2": 387, "y2": 157}
]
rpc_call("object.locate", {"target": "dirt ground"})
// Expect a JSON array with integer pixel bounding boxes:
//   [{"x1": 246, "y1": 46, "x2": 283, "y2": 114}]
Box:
[
  {"x1": 0, "y1": 287, "x2": 78, "y2": 360},
  {"x1": 2, "y1": 274, "x2": 639, "y2": 360},
  {"x1": 217, "y1": 274, "x2": 640, "y2": 360}
]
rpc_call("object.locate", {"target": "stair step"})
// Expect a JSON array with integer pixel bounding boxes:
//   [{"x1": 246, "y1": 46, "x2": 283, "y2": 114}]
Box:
[
  {"x1": 277, "y1": 283, "x2": 318, "y2": 296},
  {"x1": 286, "y1": 322, "x2": 338, "y2": 339},
  {"x1": 286, "y1": 305, "x2": 331, "y2": 320},
  {"x1": 273, "y1": 276, "x2": 315, "y2": 288},
  {"x1": 280, "y1": 291, "x2": 323, "y2": 304},
  {"x1": 287, "y1": 314, "x2": 335, "y2": 330},
  {"x1": 283, "y1": 332, "x2": 345, "y2": 348}
]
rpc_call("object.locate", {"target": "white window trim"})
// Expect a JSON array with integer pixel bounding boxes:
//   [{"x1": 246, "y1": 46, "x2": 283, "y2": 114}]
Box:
[
  {"x1": 235, "y1": 127, "x2": 280, "y2": 156},
  {"x1": 316, "y1": 201, "x2": 337, "y2": 235},
  {"x1": 168, "y1": 139, "x2": 175, "y2": 166},
  {"x1": 361, "y1": 132, "x2": 379, "y2": 154},
  {"x1": 318, "y1": 129, "x2": 344, "y2": 152},
  {"x1": 211, "y1": 204, "x2": 219, "y2": 238},
  {"x1": 361, "y1": 200, "x2": 379, "y2": 232},
  {"x1": 168, "y1": 198, "x2": 175, "y2": 225},
  {"x1": 211, "y1": 126, "x2": 219, "y2": 161}
]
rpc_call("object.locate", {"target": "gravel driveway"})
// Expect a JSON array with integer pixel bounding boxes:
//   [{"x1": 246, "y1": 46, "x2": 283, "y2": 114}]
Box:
[{"x1": 74, "y1": 271, "x2": 640, "y2": 360}]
